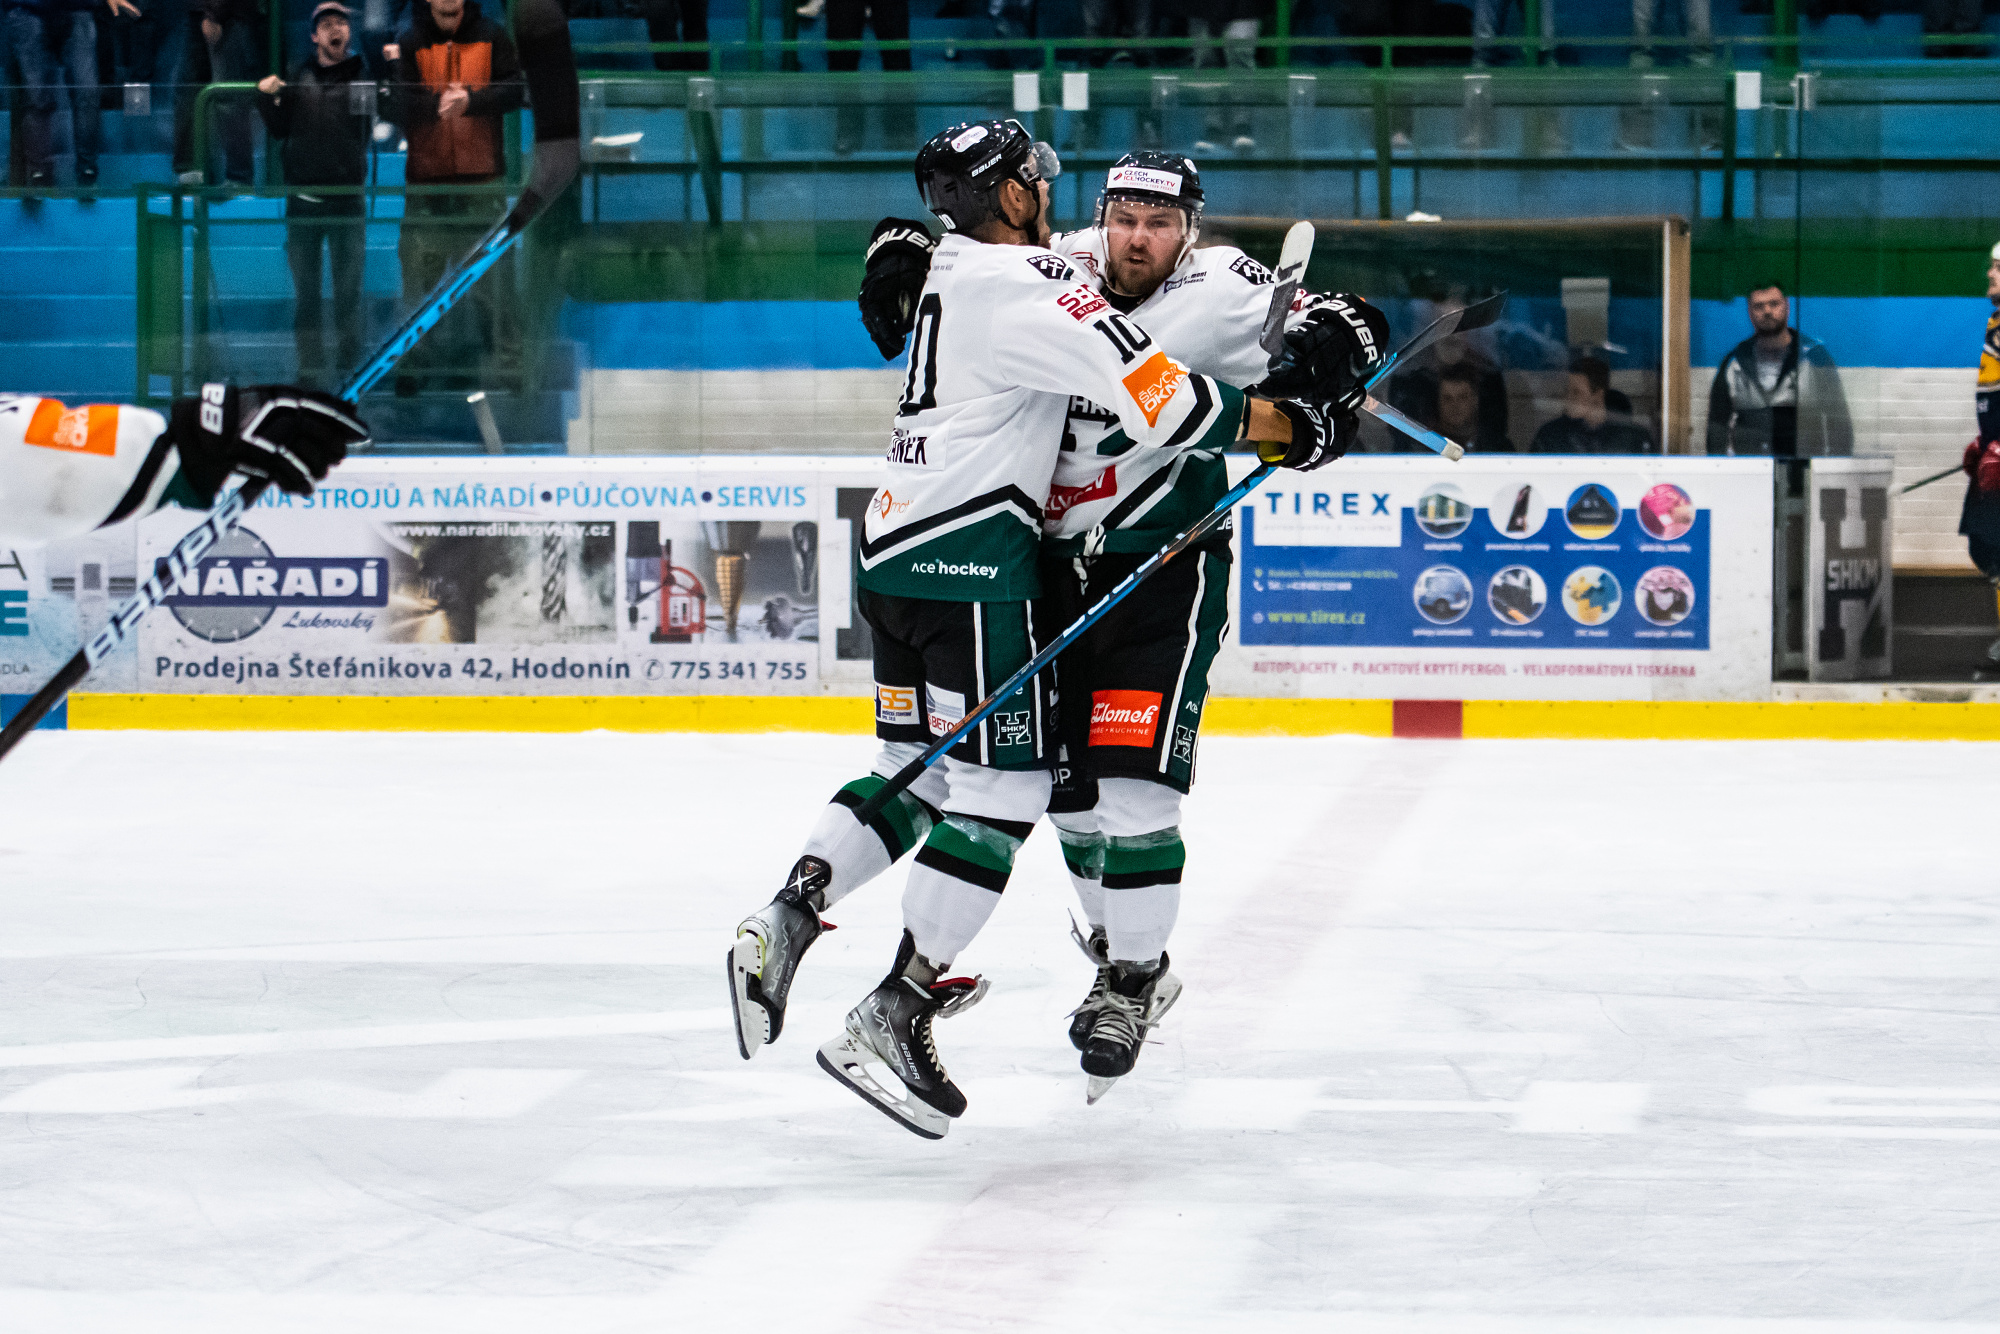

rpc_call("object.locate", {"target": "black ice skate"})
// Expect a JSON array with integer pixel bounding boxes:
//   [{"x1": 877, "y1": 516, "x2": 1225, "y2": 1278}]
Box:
[
  {"x1": 1066, "y1": 918, "x2": 1113, "y2": 1052},
  {"x1": 1079, "y1": 956, "x2": 1181, "y2": 1105},
  {"x1": 727, "y1": 856, "x2": 833, "y2": 1059},
  {"x1": 817, "y1": 933, "x2": 989, "y2": 1140}
]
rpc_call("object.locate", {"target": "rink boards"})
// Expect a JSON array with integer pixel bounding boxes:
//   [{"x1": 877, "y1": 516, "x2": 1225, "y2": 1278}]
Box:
[{"x1": 1, "y1": 452, "x2": 1982, "y2": 739}]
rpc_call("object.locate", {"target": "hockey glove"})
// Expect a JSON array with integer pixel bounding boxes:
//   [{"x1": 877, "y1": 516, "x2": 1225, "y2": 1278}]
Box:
[
  {"x1": 1252, "y1": 295, "x2": 1390, "y2": 410},
  {"x1": 169, "y1": 383, "x2": 369, "y2": 504},
  {"x1": 859, "y1": 218, "x2": 937, "y2": 360},
  {"x1": 1263, "y1": 399, "x2": 1359, "y2": 473},
  {"x1": 1968, "y1": 438, "x2": 2000, "y2": 493}
]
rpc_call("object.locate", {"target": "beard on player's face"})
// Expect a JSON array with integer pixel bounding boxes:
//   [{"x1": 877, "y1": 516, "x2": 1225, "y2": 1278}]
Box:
[{"x1": 1104, "y1": 201, "x2": 1185, "y2": 299}]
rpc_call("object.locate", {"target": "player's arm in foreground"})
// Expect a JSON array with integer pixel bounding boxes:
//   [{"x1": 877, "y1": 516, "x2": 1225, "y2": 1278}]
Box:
[{"x1": 0, "y1": 386, "x2": 367, "y2": 546}]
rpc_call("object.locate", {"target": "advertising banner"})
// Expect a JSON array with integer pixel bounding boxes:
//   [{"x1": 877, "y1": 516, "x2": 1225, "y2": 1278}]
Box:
[
  {"x1": 2, "y1": 453, "x2": 1777, "y2": 707},
  {"x1": 130, "y1": 458, "x2": 878, "y2": 695},
  {"x1": 1210, "y1": 456, "x2": 1773, "y2": 700}
]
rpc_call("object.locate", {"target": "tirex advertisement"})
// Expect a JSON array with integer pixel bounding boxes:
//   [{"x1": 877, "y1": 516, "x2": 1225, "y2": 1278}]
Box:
[
  {"x1": 1212, "y1": 456, "x2": 1773, "y2": 700},
  {"x1": 130, "y1": 458, "x2": 880, "y2": 695}
]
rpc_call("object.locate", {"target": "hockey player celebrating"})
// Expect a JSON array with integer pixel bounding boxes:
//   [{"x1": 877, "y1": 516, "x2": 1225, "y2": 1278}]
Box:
[
  {"x1": 858, "y1": 152, "x2": 1388, "y2": 1101},
  {"x1": 0, "y1": 385, "x2": 366, "y2": 546},
  {"x1": 727, "y1": 122, "x2": 1343, "y2": 1138}
]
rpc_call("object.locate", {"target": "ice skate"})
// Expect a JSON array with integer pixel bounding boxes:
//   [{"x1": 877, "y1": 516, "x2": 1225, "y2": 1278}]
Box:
[
  {"x1": 1080, "y1": 956, "x2": 1181, "y2": 1105},
  {"x1": 1066, "y1": 918, "x2": 1113, "y2": 1052},
  {"x1": 727, "y1": 856, "x2": 833, "y2": 1059},
  {"x1": 817, "y1": 934, "x2": 989, "y2": 1139}
]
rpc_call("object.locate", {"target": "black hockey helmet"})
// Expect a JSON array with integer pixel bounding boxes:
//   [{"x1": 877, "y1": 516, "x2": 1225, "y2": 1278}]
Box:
[
  {"x1": 1094, "y1": 151, "x2": 1205, "y2": 236},
  {"x1": 913, "y1": 118, "x2": 1061, "y2": 235}
]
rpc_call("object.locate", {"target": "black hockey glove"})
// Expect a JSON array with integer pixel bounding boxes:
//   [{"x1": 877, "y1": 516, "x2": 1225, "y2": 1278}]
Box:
[
  {"x1": 169, "y1": 383, "x2": 369, "y2": 503},
  {"x1": 1253, "y1": 295, "x2": 1391, "y2": 410},
  {"x1": 859, "y1": 218, "x2": 937, "y2": 360},
  {"x1": 1266, "y1": 399, "x2": 1359, "y2": 473}
]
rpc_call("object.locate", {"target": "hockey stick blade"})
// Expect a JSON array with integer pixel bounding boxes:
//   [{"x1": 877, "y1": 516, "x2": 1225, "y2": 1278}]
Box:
[
  {"x1": 850, "y1": 280, "x2": 1501, "y2": 825},
  {"x1": 1258, "y1": 221, "x2": 1316, "y2": 360},
  {"x1": 0, "y1": 72, "x2": 580, "y2": 763},
  {"x1": 1363, "y1": 394, "x2": 1464, "y2": 461}
]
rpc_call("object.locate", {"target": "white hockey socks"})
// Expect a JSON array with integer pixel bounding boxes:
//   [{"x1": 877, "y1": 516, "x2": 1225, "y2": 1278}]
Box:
[
  {"x1": 801, "y1": 742, "x2": 947, "y2": 910},
  {"x1": 1049, "y1": 808, "x2": 1107, "y2": 929},
  {"x1": 901, "y1": 763, "x2": 1050, "y2": 965},
  {"x1": 1097, "y1": 779, "x2": 1185, "y2": 966}
]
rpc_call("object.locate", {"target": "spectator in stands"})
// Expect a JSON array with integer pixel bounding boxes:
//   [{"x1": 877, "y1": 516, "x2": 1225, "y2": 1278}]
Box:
[
  {"x1": 95, "y1": 0, "x2": 155, "y2": 101},
  {"x1": 983, "y1": 0, "x2": 1037, "y2": 69},
  {"x1": 387, "y1": 0, "x2": 525, "y2": 394},
  {"x1": 1706, "y1": 281, "x2": 1853, "y2": 457},
  {"x1": 1532, "y1": 354, "x2": 1653, "y2": 454},
  {"x1": 258, "y1": 1, "x2": 372, "y2": 386},
  {"x1": 1080, "y1": 0, "x2": 1152, "y2": 66},
  {"x1": 1436, "y1": 360, "x2": 1512, "y2": 451},
  {"x1": 171, "y1": 0, "x2": 262, "y2": 185},
  {"x1": 1923, "y1": 0, "x2": 1985, "y2": 57},
  {"x1": 1390, "y1": 310, "x2": 1510, "y2": 452},
  {"x1": 1474, "y1": 0, "x2": 1551, "y2": 65},
  {"x1": 1184, "y1": 0, "x2": 1266, "y2": 152},
  {"x1": 4, "y1": 0, "x2": 131, "y2": 187},
  {"x1": 825, "y1": 0, "x2": 912, "y2": 153},
  {"x1": 642, "y1": 0, "x2": 707, "y2": 71},
  {"x1": 1631, "y1": 0, "x2": 1710, "y2": 65}
]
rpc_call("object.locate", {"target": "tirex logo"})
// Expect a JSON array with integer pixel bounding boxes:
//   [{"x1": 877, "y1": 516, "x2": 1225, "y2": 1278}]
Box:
[
  {"x1": 1121, "y1": 352, "x2": 1187, "y2": 428},
  {"x1": 1089, "y1": 689, "x2": 1162, "y2": 747}
]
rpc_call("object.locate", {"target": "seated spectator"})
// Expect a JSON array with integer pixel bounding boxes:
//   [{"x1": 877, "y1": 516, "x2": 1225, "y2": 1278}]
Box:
[
  {"x1": 1435, "y1": 361, "x2": 1512, "y2": 452},
  {"x1": 258, "y1": 1, "x2": 372, "y2": 386},
  {"x1": 1705, "y1": 282, "x2": 1853, "y2": 457},
  {"x1": 4, "y1": 0, "x2": 129, "y2": 187},
  {"x1": 1531, "y1": 355, "x2": 1653, "y2": 454},
  {"x1": 1389, "y1": 321, "x2": 1509, "y2": 453},
  {"x1": 171, "y1": 0, "x2": 260, "y2": 186}
]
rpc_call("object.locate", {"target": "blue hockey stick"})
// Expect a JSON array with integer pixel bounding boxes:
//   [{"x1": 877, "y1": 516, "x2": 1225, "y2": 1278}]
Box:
[{"x1": 847, "y1": 290, "x2": 1506, "y2": 826}]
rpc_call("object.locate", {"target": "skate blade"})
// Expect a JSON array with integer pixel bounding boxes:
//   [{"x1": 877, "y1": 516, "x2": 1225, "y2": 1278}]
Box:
[
  {"x1": 1086, "y1": 1074, "x2": 1119, "y2": 1106},
  {"x1": 815, "y1": 1035, "x2": 951, "y2": 1140},
  {"x1": 726, "y1": 933, "x2": 771, "y2": 1061}
]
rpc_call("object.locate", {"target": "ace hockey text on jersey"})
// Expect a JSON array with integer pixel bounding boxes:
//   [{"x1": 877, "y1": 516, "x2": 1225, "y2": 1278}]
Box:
[{"x1": 858, "y1": 236, "x2": 1245, "y2": 602}]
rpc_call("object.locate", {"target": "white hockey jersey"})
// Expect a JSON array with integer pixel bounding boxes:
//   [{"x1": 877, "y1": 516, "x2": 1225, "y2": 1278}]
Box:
[
  {"x1": 859, "y1": 234, "x2": 1245, "y2": 602},
  {"x1": 1041, "y1": 231, "x2": 1318, "y2": 547},
  {"x1": 0, "y1": 396, "x2": 176, "y2": 546}
]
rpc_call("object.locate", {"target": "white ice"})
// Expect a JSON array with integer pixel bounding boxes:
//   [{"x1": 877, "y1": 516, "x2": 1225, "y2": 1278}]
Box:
[{"x1": 0, "y1": 728, "x2": 1996, "y2": 1333}]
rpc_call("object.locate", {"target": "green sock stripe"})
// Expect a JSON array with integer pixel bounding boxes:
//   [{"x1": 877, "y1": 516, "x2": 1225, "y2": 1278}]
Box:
[
  {"x1": 924, "y1": 813, "x2": 1025, "y2": 876},
  {"x1": 1058, "y1": 830, "x2": 1106, "y2": 881},
  {"x1": 1103, "y1": 830, "x2": 1186, "y2": 878},
  {"x1": 834, "y1": 776, "x2": 930, "y2": 859}
]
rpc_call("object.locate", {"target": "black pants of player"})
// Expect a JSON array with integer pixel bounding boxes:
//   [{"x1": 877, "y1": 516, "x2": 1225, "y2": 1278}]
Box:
[
  {"x1": 825, "y1": 0, "x2": 914, "y2": 150},
  {"x1": 862, "y1": 588, "x2": 1053, "y2": 770},
  {"x1": 1041, "y1": 541, "x2": 1232, "y2": 807}
]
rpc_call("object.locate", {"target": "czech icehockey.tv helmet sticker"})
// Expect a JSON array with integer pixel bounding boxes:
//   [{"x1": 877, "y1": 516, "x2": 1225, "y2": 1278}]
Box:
[{"x1": 1106, "y1": 165, "x2": 1183, "y2": 197}]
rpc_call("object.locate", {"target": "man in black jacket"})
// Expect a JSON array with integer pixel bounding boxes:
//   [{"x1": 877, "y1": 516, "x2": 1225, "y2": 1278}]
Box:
[
  {"x1": 258, "y1": 1, "x2": 373, "y2": 384},
  {"x1": 1705, "y1": 282, "x2": 1853, "y2": 457}
]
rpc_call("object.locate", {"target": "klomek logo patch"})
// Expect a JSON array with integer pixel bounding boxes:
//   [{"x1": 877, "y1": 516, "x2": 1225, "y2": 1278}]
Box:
[
  {"x1": 1089, "y1": 689, "x2": 1162, "y2": 747},
  {"x1": 1122, "y1": 352, "x2": 1187, "y2": 428},
  {"x1": 24, "y1": 400, "x2": 118, "y2": 457}
]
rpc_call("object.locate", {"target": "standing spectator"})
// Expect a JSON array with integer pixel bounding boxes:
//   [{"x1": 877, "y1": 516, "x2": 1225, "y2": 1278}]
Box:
[
  {"x1": 1706, "y1": 281, "x2": 1853, "y2": 457},
  {"x1": 258, "y1": 1, "x2": 372, "y2": 385},
  {"x1": 4, "y1": 0, "x2": 130, "y2": 186},
  {"x1": 983, "y1": 0, "x2": 1036, "y2": 68},
  {"x1": 1186, "y1": 0, "x2": 1266, "y2": 153},
  {"x1": 171, "y1": 0, "x2": 262, "y2": 185},
  {"x1": 825, "y1": 0, "x2": 911, "y2": 154},
  {"x1": 1531, "y1": 355, "x2": 1653, "y2": 454},
  {"x1": 1474, "y1": 0, "x2": 1551, "y2": 64},
  {"x1": 1632, "y1": 0, "x2": 1710, "y2": 65},
  {"x1": 1960, "y1": 242, "x2": 2000, "y2": 679},
  {"x1": 387, "y1": 0, "x2": 525, "y2": 394},
  {"x1": 1080, "y1": 0, "x2": 1152, "y2": 65},
  {"x1": 95, "y1": 0, "x2": 156, "y2": 106},
  {"x1": 641, "y1": 0, "x2": 707, "y2": 71},
  {"x1": 1923, "y1": 0, "x2": 1984, "y2": 57}
]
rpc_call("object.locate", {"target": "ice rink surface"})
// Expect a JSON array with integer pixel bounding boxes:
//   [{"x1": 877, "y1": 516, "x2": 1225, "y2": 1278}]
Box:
[{"x1": 0, "y1": 728, "x2": 1995, "y2": 1333}]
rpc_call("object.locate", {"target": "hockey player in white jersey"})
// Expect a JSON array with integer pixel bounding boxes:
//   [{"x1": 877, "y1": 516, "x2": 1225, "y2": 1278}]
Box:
[
  {"x1": 0, "y1": 385, "x2": 366, "y2": 546},
  {"x1": 851, "y1": 152, "x2": 1389, "y2": 1102},
  {"x1": 725, "y1": 121, "x2": 1332, "y2": 1138}
]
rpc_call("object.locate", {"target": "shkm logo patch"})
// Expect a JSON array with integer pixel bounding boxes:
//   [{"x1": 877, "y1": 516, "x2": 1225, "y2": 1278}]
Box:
[
  {"x1": 1122, "y1": 353, "x2": 1187, "y2": 428},
  {"x1": 1089, "y1": 689, "x2": 1163, "y2": 747}
]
